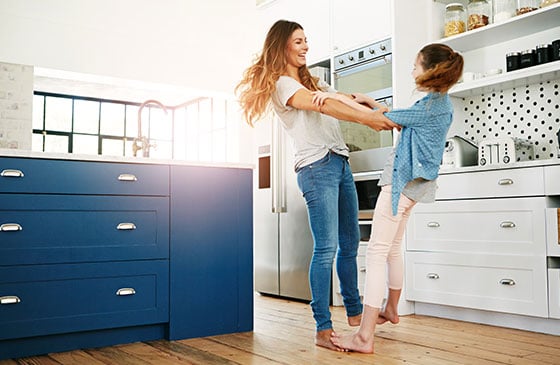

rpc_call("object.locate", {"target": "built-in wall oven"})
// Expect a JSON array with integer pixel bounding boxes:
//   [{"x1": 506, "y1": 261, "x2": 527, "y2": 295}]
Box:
[
  {"x1": 334, "y1": 38, "x2": 393, "y2": 173},
  {"x1": 353, "y1": 170, "x2": 382, "y2": 242}
]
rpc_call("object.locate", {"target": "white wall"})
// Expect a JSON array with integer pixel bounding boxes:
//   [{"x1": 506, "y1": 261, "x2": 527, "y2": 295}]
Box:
[{"x1": 0, "y1": 0, "x2": 262, "y2": 96}]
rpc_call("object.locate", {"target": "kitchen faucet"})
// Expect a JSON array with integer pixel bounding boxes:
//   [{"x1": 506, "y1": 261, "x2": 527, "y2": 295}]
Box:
[{"x1": 132, "y1": 99, "x2": 168, "y2": 157}]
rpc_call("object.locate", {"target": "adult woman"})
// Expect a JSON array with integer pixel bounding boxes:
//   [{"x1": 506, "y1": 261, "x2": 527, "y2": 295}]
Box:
[{"x1": 236, "y1": 20, "x2": 398, "y2": 351}]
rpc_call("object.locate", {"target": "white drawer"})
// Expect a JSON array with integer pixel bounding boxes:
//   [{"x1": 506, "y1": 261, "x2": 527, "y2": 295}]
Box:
[
  {"x1": 549, "y1": 268, "x2": 560, "y2": 319},
  {"x1": 437, "y1": 167, "x2": 545, "y2": 200},
  {"x1": 546, "y1": 208, "x2": 560, "y2": 257},
  {"x1": 544, "y1": 165, "x2": 560, "y2": 196},
  {"x1": 407, "y1": 197, "x2": 547, "y2": 255},
  {"x1": 405, "y1": 252, "x2": 548, "y2": 317}
]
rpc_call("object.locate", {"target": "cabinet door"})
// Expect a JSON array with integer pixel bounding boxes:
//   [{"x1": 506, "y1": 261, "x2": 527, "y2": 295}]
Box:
[
  {"x1": 407, "y1": 197, "x2": 547, "y2": 256},
  {"x1": 0, "y1": 157, "x2": 169, "y2": 196},
  {"x1": 0, "y1": 260, "x2": 169, "y2": 340},
  {"x1": 332, "y1": 0, "x2": 392, "y2": 53},
  {"x1": 169, "y1": 166, "x2": 253, "y2": 340},
  {"x1": 545, "y1": 165, "x2": 560, "y2": 196},
  {"x1": 405, "y1": 252, "x2": 548, "y2": 318},
  {"x1": 0, "y1": 194, "x2": 169, "y2": 265}
]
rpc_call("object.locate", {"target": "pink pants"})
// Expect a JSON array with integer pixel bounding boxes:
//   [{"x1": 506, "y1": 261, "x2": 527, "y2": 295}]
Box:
[{"x1": 363, "y1": 185, "x2": 416, "y2": 308}]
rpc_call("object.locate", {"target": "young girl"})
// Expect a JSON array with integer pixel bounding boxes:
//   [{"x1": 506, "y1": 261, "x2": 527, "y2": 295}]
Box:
[
  {"x1": 315, "y1": 43, "x2": 464, "y2": 353},
  {"x1": 235, "y1": 20, "x2": 398, "y2": 351}
]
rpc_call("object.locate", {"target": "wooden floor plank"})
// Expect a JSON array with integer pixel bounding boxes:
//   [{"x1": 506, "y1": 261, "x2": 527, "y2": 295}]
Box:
[{"x1": 3, "y1": 293, "x2": 560, "y2": 364}]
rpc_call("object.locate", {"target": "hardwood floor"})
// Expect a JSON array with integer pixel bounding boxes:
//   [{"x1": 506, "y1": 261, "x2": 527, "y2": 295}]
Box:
[{"x1": 3, "y1": 293, "x2": 560, "y2": 364}]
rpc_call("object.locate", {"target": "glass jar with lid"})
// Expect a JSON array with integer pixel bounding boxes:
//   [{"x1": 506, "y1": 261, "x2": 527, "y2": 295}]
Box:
[
  {"x1": 444, "y1": 3, "x2": 467, "y2": 37},
  {"x1": 540, "y1": 0, "x2": 560, "y2": 7},
  {"x1": 516, "y1": 0, "x2": 539, "y2": 15},
  {"x1": 467, "y1": 0, "x2": 491, "y2": 30},
  {"x1": 493, "y1": 0, "x2": 516, "y2": 23}
]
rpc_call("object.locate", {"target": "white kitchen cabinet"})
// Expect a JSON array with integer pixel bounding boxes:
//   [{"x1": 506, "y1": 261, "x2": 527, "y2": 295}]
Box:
[
  {"x1": 545, "y1": 165, "x2": 560, "y2": 196},
  {"x1": 406, "y1": 251, "x2": 548, "y2": 318},
  {"x1": 435, "y1": 166, "x2": 545, "y2": 200},
  {"x1": 546, "y1": 208, "x2": 560, "y2": 257},
  {"x1": 549, "y1": 268, "x2": 560, "y2": 319},
  {"x1": 407, "y1": 197, "x2": 547, "y2": 256},
  {"x1": 331, "y1": 0, "x2": 392, "y2": 54}
]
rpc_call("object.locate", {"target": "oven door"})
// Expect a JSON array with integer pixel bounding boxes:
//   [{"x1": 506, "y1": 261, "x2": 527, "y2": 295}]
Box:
[
  {"x1": 335, "y1": 55, "x2": 394, "y2": 172},
  {"x1": 354, "y1": 170, "x2": 382, "y2": 241}
]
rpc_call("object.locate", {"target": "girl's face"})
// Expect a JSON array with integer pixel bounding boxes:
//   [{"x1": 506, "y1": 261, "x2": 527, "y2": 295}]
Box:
[
  {"x1": 412, "y1": 54, "x2": 426, "y2": 80},
  {"x1": 285, "y1": 29, "x2": 308, "y2": 69}
]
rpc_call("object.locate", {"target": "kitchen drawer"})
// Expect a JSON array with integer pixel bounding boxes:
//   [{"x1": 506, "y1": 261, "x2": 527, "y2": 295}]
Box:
[
  {"x1": 405, "y1": 252, "x2": 548, "y2": 317},
  {"x1": 546, "y1": 208, "x2": 560, "y2": 257},
  {"x1": 544, "y1": 165, "x2": 560, "y2": 196},
  {"x1": 549, "y1": 267, "x2": 560, "y2": 319},
  {"x1": 407, "y1": 197, "x2": 547, "y2": 256},
  {"x1": 0, "y1": 157, "x2": 169, "y2": 196},
  {"x1": 0, "y1": 260, "x2": 169, "y2": 340},
  {"x1": 0, "y1": 194, "x2": 169, "y2": 265},
  {"x1": 436, "y1": 166, "x2": 545, "y2": 200}
]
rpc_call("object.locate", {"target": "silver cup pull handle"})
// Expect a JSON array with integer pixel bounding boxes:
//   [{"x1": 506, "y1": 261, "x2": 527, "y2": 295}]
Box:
[
  {"x1": 0, "y1": 223, "x2": 22, "y2": 232},
  {"x1": 500, "y1": 279, "x2": 516, "y2": 286},
  {"x1": 498, "y1": 178, "x2": 514, "y2": 185},
  {"x1": 427, "y1": 222, "x2": 440, "y2": 228},
  {"x1": 0, "y1": 296, "x2": 21, "y2": 305},
  {"x1": 1, "y1": 169, "x2": 24, "y2": 177},
  {"x1": 116, "y1": 288, "x2": 136, "y2": 296},
  {"x1": 500, "y1": 221, "x2": 516, "y2": 228},
  {"x1": 427, "y1": 273, "x2": 440, "y2": 279},
  {"x1": 117, "y1": 223, "x2": 137, "y2": 230},
  {"x1": 117, "y1": 173, "x2": 138, "y2": 182}
]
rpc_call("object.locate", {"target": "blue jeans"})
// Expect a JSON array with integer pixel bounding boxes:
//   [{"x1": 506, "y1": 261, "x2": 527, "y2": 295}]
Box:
[{"x1": 296, "y1": 151, "x2": 362, "y2": 331}]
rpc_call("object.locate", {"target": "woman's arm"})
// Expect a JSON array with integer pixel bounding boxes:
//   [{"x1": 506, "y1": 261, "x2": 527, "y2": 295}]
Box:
[{"x1": 287, "y1": 88, "x2": 399, "y2": 131}]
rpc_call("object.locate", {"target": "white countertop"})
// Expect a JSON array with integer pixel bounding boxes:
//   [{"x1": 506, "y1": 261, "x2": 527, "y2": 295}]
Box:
[
  {"x1": 0, "y1": 149, "x2": 255, "y2": 170},
  {"x1": 439, "y1": 157, "x2": 560, "y2": 175}
]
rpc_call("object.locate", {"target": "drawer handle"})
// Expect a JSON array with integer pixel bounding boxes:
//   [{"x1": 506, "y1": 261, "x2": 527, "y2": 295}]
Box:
[
  {"x1": 427, "y1": 273, "x2": 440, "y2": 279},
  {"x1": 0, "y1": 296, "x2": 21, "y2": 305},
  {"x1": 116, "y1": 288, "x2": 136, "y2": 296},
  {"x1": 499, "y1": 279, "x2": 516, "y2": 286},
  {"x1": 1, "y1": 169, "x2": 24, "y2": 178},
  {"x1": 0, "y1": 223, "x2": 22, "y2": 232},
  {"x1": 117, "y1": 222, "x2": 137, "y2": 230},
  {"x1": 498, "y1": 178, "x2": 514, "y2": 186},
  {"x1": 359, "y1": 267, "x2": 367, "y2": 273},
  {"x1": 117, "y1": 173, "x2": 138, "y2": 182},
  {"x1": 500, "y1": 221, "x2": 516, "y2": 228},
  {"x1": 427, "y1": 222, "x2": 440, "y2": 228}
]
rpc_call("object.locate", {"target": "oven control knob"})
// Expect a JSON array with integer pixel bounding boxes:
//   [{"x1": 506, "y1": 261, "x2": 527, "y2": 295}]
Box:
[
  {"x1": 369, "y1": 48, "x2": 375, "y2": 54},
  {"x1": 380, "y1": 44, "x2": 386, "y2": 51},
  {"x1": 338, "y1": 59, "x2": 344, "y2": 65},
  {"x1": 348, "y1": 55, "x2": 354, "y2": 61}
]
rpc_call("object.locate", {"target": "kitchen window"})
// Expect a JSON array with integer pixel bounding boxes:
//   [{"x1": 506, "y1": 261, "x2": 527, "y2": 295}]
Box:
[{"x1": 32, "y1": 92, "x2": 240, "y2": 163}]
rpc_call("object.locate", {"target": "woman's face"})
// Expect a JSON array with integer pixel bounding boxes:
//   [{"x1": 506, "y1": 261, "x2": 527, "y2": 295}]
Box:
[{"x1": 285, "y1": 28, "x2": 308, "y2": 69}]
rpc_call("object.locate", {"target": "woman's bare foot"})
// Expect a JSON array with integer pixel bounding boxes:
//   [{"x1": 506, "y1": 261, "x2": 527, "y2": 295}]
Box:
[
  {"x1": 330, "y1": 331, "x2": 374, "y2": 353},
  {"x1": 347, "y1": 313, "x2": 362, "y2": 327},
  {"x1": 315, "y1": 329, "x2": 346, "y2": 352}
]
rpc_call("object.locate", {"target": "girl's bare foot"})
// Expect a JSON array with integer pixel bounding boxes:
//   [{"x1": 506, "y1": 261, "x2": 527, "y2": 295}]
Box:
[
  {"x1": 379, "y1": 307, "x2": 399, "y2": 324},
  {"x1": 315, "y1": 329, "x2": 346, "y2": 352},
  {"x1": 330, "y1": 331, "x2": 374, "y2": 354},
  {"x1": 347, "y1": 313, "x2": 362, "y2": 326}
]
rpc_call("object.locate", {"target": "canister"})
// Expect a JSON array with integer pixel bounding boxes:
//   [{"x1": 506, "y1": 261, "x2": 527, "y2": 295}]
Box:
[
  {"x1": 516, "y1": 0, "x2": 539, "y2": 15},
  {"x1": 536, "y1": 44, "x2": 552, "y2": 65},
  {"x1": 444, "y1": 3, "x2": 467, "y2": 37},
  {"x1": 467, "y1": 0, "x2": 491, "y2": 30},
  {"x1": 506, "y1": 52, "x2": 521, "y2": 71},
  {"x1": 552, "y1": 40, "x2": 560, "y2": 61},
  {"x1": 519, "y1": 49, "x2": 536, "y2": 68},
  {"x1": 493, "y1": 0, "x2": 516, "y2": 23}
]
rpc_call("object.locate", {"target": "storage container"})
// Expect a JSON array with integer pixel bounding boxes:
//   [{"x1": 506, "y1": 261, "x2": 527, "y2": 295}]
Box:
[
  {"x1": 506, "y1": 52, "x2": 521, "y2": 71},
  {"x1": 467, "y1": 0, "x2": 491, "y2": 30},
  {"x1": 444, "y1": 3, "x2": 467, "y2": 37},
  {"x1": 536, "y1": 44, "x2": 552, "y2": 64},
  {"x1": 516, "y1": 0, "x2": 539, "y2": 14},
  {"x1": 493, "y1": 0, "x2": 516, "y2": 23}
]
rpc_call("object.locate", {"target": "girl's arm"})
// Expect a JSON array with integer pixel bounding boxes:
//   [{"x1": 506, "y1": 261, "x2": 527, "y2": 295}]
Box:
[
  {"x1": 311, "y1": 91, "x2": 374, "y2": 113},
  {"x1": 286, "y1": 88, "x2": 398, "y2": 131}
]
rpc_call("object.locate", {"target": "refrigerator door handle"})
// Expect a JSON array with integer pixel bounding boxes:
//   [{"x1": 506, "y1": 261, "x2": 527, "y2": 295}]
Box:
[{"x1": 272, "y1": 116, "x2": 287, "y2": 213}]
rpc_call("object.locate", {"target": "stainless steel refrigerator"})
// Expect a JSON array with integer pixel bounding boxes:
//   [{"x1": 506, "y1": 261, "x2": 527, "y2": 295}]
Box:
[{"x1": 254, "y1": 114, "x2": 313, "y2": 301}]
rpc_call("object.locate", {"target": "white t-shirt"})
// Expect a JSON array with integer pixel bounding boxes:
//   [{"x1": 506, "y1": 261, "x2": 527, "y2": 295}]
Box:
[{"x1": 271, "y1": 75, "x2": 349, "y2": 171}]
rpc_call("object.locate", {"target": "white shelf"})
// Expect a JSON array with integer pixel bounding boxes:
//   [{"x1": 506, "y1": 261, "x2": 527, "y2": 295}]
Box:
[
  {"x1": 449, "y1": 60, "x2": 560, "y2": 97},
  {"x1": 438, "y1": 3, "x2": 560, "y2": 52}
]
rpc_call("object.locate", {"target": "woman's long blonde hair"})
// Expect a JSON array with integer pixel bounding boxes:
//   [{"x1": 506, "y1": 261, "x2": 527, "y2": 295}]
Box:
[{"x1": 235, "y1": 20, "x2": 321, "y2": 126}]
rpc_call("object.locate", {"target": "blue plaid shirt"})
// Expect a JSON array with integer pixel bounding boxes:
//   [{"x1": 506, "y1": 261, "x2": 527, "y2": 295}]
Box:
[{"x1": 385, "y1": 93, "x2": 453, "y2": 215}]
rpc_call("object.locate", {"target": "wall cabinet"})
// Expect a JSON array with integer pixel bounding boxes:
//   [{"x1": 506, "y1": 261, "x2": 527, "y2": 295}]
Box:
[{"x1": 0, "y1": 157, "x2": 253, "y2": 360}]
